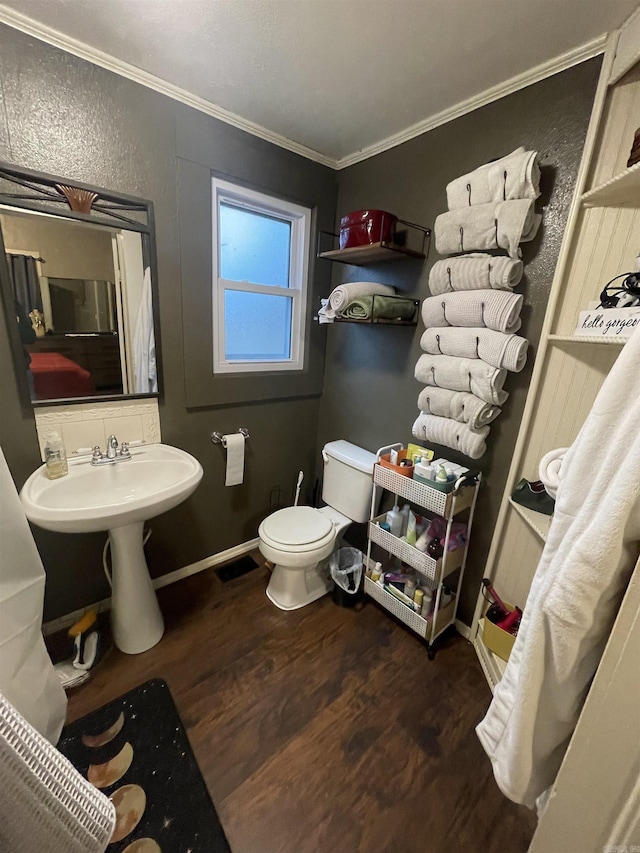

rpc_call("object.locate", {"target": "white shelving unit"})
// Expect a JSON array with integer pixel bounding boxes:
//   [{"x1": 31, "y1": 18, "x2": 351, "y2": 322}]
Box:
[
  {"x1": 470, "y1": 17, "x2": 640, "y2": 688},
  {"x1": 365, "y1": 463, "x2": 480, "y2": 658}
]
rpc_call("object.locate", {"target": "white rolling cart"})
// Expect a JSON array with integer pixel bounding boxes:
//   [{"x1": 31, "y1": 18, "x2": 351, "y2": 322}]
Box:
[{"x1": 365, "y1": 450, "x2": 481, "y2": 659}]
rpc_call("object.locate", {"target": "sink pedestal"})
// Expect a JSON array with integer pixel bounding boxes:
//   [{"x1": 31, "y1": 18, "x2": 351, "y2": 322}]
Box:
[{"x1": 109, "y1": 522, "x2": 164, "y2": 654}]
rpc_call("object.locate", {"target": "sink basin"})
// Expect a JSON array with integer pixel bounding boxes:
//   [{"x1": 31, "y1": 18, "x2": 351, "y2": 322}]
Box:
[
  {"x1": 20, "y1": 443, "x2": 203, "y2": 655},
  {"x1": 20, "y1": 443, "x2": 203, "y2": 534}
]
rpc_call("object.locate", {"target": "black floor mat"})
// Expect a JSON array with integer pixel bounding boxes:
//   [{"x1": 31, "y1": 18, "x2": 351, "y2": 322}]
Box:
[
  {"x1": 58, "y1": 679, "x2": 232, "y2": 853},
  {"x1": 215, "y1": 554, "x2": 260, "y2": 583}
]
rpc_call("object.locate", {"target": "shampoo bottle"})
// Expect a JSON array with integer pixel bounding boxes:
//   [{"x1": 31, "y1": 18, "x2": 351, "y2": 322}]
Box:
[
  {"x1": 400, "y1": 503, "x2": 411, "y2": 536},
  {"x1": 406, "y1": 511, "x2": 417, "y2": 547},
  {"x1": 44, "y1": 431, "x2": 68, "y2": 480},
  {"x1": 385, "y1": 504, "x2": 403, "y2": 537},
  {"x1": 414, "y1": 457, "x2": 433, "y2": 483}
]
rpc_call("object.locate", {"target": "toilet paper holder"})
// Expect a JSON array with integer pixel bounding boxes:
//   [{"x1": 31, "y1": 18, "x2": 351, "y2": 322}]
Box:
[{"x1": 211, "y1": 428, "x2": 250, "y2": 447}]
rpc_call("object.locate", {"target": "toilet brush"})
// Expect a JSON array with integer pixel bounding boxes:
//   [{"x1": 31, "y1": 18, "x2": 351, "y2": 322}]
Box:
[{"x1": 293, "y1": 470, "x2": 304, "y2": 507}]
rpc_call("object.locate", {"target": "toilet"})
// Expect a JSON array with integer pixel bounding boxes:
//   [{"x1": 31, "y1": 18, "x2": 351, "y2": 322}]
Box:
[{"x1": 258, "y1": 440, "x2": 378, "y2": 611}]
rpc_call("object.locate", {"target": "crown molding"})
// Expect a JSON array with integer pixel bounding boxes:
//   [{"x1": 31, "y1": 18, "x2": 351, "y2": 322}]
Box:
[
  {"x1": 0, "y1": 5, "x2": 338, "y2": 169},
  {"x1": 0, "y1": 6, "x2": 607, "y2": 172},
  {"x1": 334, "y1": 34, "x2": 608, "y2": 170}
]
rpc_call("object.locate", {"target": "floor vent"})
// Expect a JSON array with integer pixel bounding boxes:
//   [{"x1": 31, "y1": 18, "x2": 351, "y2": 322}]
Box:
[{"x1": 215, "y1": 555, "x2": 260, "y2": 583}]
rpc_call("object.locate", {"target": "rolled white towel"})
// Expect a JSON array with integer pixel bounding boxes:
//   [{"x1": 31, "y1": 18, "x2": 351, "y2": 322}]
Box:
[
  {"x1": 421, "y1": 327, "x2": 528, "y2": 372},
  {"x1": 317, "y1": 298, "x2": 335, "y2": 324},
  {"x1": 415, "y1": 353, "x2": 508, "y2": 405},
  {"x1": 538, "y1": 446, "x2": 568, "y2": 500},
  {"x1": 328, "y1": 281, "x2": 395, "y2": 312},
  {"x1": 434, "y1": 199, "x2": 541, "y2": 258},
  {"x1": 412, "y1": 412, "x2": 489, "y2": 459},
  {"x1": 446, "y1": 147, "x2": 541, "y2": 209},
  {"x1": 429, "y1": 253, "x2": 523, "y2": 296},
  {"x1": 421, "y1": 289, "x2": 522, "y2": 334},
  {"x1": 417, "y1": 386, "x2": 501, "y2": 430}
]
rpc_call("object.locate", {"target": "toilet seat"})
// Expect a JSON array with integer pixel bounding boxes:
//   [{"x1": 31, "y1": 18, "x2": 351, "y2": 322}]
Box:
[{"x1": 259, "y1": 506, "x2": 335, "y2": 553}]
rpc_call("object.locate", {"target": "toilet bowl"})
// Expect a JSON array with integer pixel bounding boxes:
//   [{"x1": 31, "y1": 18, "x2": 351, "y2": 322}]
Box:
[
  {"x1": 258, "y1": 440, "x2": 378, "y2": 611},
  {"x1": 259, "y1": 505, "x2": 351, "y2": 610}
]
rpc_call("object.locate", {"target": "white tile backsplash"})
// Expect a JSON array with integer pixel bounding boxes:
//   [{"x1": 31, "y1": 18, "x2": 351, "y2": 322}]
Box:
[
  {"x1": 62, "y1": 420, "x2": 107, "y2": 455},
  {"x1": 35, "y1": 399, "x2": 161, "y2": 460},
  {"x1": 105, "y1": 415, "x2": 144, "y2": 443},
  {"x1": 81, "y1": 404, "x2": 124, "y2": 421}
]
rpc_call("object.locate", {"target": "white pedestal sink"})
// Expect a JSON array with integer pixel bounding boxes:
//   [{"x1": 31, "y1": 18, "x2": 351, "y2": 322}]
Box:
[{"x1": 20, "y1": 443, "x2": 203, "y2": 654}]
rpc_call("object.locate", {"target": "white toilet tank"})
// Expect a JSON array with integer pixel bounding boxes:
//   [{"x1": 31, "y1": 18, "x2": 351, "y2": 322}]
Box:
[{"x1": 322, "y1": 440, "x2": 377, "y2": 523}]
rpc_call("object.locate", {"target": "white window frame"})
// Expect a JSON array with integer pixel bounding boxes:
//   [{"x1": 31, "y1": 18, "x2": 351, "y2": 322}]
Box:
[{"x1": 211, "y1": 177, "x2": 311, "y2": 374}]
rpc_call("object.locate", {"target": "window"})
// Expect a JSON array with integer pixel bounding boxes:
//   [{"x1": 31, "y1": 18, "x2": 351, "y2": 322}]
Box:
[{"x1": 211, "y1": 177, "x2": 311, "y2": 374}]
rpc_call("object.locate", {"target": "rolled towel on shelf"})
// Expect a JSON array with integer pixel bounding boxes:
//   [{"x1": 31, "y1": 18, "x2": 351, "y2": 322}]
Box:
[
  {"x1": 415, "y1": 353, "x2": 508, "y2": 405},
  {"x1": 421, "y1": 289, "x2": 523, "y2": 334},
  {"x1": 538, "y1": 446, "x2": 568, "y2": 500},
  {"x1": 420, "y1": 327, "x2": 528, "y2": 372},
  {"x1": 417, "y1": 386, "x2": 501, "y2": 430},
  {"x1": 446, "y1": 147, "x2": 541, "y2": 209},
  {"x1": 429, "y1": 253, "x2": 524, "y2": 295},
  {"x1": 339, "y1": 295, "x2": 416, "y2": 321},
  {"x1": 412, "y1": 412, "x2": 489, "y2": 459},
  {"x1": 317, "y1": 298, "x2": 335, "y2": 324},
  {"x1": 328, "y1": 281, "x2": 395, "y2": 313},
  {"x1": 434, "y1": 199, "x2": 541, "y2": 258}
]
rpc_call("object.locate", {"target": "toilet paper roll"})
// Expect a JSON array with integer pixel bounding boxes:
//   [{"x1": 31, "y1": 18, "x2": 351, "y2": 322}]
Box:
[{"x1": 224, "y1": 433, "x2": 245, "y2": 486}]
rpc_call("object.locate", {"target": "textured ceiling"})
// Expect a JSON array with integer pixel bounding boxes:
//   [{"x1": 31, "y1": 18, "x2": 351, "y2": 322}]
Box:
[{"x1": 0, "y1": 0, "x2": 637, "y2": 166}]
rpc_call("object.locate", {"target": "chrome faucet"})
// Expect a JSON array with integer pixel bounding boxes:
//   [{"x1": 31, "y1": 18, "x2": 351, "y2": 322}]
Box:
[
  {"x1": 107, "y1": 434, "x2": 118, "y2": 459},
  {"x1": 91, "y1": 436, "x2": 132, "y2": 466}
]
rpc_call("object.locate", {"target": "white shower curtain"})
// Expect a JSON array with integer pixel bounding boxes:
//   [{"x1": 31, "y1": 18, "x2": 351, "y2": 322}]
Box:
[{"x1": 0, "y1": 446, "x2": 66, "y2": 743}]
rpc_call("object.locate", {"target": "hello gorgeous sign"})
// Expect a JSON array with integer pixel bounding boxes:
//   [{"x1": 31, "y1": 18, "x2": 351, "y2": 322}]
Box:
[{"x1": 575, "y1": 308, "x2": 640, "y2": 338}]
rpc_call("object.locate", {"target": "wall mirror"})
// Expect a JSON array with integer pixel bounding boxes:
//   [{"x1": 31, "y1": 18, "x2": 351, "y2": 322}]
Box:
[{"x1": 0, "y1": 163, "x2": 161, "y2": 406}]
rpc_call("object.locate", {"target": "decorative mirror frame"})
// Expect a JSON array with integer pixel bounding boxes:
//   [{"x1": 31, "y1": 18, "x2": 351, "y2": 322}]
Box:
[{"x1": 0, "y1": 162, "x2": 162, "y2": 407}]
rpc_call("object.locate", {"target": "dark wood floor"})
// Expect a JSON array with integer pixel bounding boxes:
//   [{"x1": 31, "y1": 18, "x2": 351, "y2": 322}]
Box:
[{"x1": 66, "y1": 559, "x2": 537, "y2": 853}]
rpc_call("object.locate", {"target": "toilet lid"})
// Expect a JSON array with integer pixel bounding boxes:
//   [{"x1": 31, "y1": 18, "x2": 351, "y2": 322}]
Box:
[{"x1": 261, "y1": 506, "x2": 333, "y2": 547}]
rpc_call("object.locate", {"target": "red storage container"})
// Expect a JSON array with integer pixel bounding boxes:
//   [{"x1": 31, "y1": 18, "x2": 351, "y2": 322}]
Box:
[{"x1": 339, "y1": 209, "x2": 398, "y2": 250}]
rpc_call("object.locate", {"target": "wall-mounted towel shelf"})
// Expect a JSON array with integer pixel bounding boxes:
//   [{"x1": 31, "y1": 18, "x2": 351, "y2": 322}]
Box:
[{"x1": 317, "y1": 219, "x2": 431, "y2": 265}]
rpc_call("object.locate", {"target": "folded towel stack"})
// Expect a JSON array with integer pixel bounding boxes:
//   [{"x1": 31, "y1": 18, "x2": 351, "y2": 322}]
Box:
[
  {"x1": 413, "y1": 147, "x2": 539, "y2": 458},
  {"x1": 417, "y1": 386, "x2": 501, "y2": 430},
  {"x1": 429, "y1": 253, "x2": 523, "y2": 295},
  {"x1": 340, "y1": 295, "x2": 416, "y2": 321},
  {"x1": 420, "y1": 327, "x2": 528, "y2": 372},
  {"x1": 434, "y1": 199, "x2": 541, "y2": 259},
  {"x1": 421, "y1": 290, "x2": 523, "y2": 334},
  {"x1": 329, "y1": 281, "x2": 395, "y2": 312},
  {"x1": 319, "y1": 281, "x2": 397, "y2": 324},
  {"x1": 412, "y1": 412, "x2": 489, "y2": 460},
  {"x1": 446, "y1": 147, "x2": 540, "y2": 209},
  {"x1": 415, "y1": 354, "x2": 508, "y2": 405}
]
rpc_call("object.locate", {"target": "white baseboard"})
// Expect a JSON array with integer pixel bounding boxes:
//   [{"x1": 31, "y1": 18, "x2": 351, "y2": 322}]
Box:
[
  {"x1": 454, "y1": 618, "x2": 471, "y2": 640},
  {"x1": 42, "y1": 537, "x2": 260, "y2": 635}
]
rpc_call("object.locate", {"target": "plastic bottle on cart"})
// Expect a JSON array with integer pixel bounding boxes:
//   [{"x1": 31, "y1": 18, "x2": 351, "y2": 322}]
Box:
[
  {"x1": 427, "y1": 537, "x2": 444, "y2": 560},
  {"x1": 414, "y1": 457, "x2": 434, "y2": 483},
  {"x1": 420, "y1": 587, "x2": 433, "y2": 616},
  {"x1": 385, "y1": 504, "x2": 403, "y2": 537}
]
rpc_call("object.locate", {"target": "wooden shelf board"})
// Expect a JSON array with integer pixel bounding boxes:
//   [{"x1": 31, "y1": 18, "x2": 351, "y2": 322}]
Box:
[
  {"x1": 548, "y1": 334, "x2": 628, "y2": 346},
  {"x1": 318, "y1": 241, "x2": 425, "y2": 265},
  {"x1": 508, "y1": 498, "x2": 552, "y2": 542},
  {"x1": 581, "y1": 162, "x2": 640, "y2": 208}
]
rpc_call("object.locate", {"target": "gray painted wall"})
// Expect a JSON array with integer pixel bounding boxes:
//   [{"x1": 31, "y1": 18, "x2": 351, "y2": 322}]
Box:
[
  {"x1": 0, "y1": 25, "x2": 337, "y2": 620},
  {"x1": 317, "y1": 58, "x2": 601, "y2": 623}
]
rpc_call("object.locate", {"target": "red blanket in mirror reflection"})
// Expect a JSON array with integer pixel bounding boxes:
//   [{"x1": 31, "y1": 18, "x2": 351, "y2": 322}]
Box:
[{"x1": 29, "y1": 352, "x2": 94, "y2": 399}]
